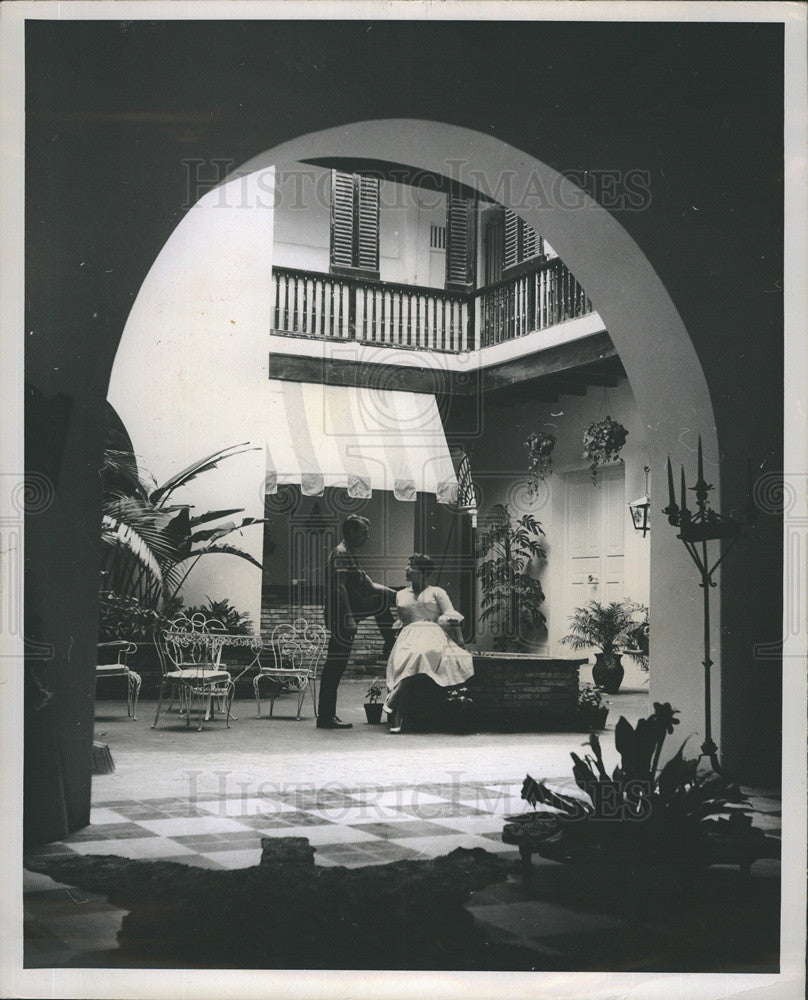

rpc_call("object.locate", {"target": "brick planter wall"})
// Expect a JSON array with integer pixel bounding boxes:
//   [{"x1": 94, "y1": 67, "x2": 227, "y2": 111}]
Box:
[
  {"x1": 260, "y1": 601, "x2": 386, "y2": 673},
  {"x1": 467, "y1": 653, "x2": 586, "y2": 731}
]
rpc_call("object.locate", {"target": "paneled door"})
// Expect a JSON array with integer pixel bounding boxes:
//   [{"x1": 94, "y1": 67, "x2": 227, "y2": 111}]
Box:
[{"x1": 564, "y1": 465, "x2": 626, "y2": 617}]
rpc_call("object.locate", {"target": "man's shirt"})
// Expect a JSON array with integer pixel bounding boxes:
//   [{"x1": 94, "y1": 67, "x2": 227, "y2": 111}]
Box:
[{"x1": 325, "y1": 540, "x2": 373, "y2": 631}]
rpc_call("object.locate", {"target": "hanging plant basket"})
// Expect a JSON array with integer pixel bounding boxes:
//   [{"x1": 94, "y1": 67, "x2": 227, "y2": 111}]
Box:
[
  {"x1": 524, "y1": 431, "x2": 556, "y2": 495},
  {"x1": 583, "y1": 416, "x2": 628, "y2": 481}
]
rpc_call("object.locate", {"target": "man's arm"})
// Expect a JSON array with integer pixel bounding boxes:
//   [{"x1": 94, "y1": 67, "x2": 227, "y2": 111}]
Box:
[{"x1": 332, "y1": 551, "x2": 357, "y2": 636}]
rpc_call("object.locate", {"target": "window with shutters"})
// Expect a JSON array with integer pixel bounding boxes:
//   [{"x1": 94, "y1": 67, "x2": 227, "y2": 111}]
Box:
[
  {"x1": 503, "y1": 208, "x2": 544, "y2": 273},
  {"x1": 330, "y1": 170, "x2": 380, "y2": 278},
  {"x1": 445, "y1": 194, "x2": 477, "y2": 291}
]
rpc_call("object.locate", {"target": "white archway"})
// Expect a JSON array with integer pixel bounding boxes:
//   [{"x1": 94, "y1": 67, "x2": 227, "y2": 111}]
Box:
[{"x1": 109, "y1": 119, "x2": 719, "y2": 744}]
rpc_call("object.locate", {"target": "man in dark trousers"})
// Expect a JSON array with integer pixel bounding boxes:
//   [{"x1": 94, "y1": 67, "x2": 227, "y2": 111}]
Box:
[{"x1": 317, "y1": 514, "x2": 397, "y2": 729}]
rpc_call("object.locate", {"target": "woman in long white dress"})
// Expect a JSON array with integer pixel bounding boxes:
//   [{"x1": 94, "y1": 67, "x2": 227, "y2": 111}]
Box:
[{"x1": 384, "y1": 554, "x2": 474, "y2": 733}]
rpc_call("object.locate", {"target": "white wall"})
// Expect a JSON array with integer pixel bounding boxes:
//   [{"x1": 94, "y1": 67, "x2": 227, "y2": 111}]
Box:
[
  {"x1": 107, "y1": 169, "x2": 278, "y2": 628},
  {"x1": 470, "y1": 377, "x2": 651, "y2": 689},
  {"x1": 272, "y1": 162, "x2": 447, "y2": 289}
]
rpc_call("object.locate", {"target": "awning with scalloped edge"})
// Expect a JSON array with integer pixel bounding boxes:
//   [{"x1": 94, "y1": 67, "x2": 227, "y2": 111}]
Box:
[{"x1": 263, "y1": 380, "x2": 459, "y2": 503}]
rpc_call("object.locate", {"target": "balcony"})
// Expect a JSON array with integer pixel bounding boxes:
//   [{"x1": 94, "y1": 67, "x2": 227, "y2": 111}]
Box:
[{"x1": 271, "y1": 256, "x2": 593, "y2": 355}]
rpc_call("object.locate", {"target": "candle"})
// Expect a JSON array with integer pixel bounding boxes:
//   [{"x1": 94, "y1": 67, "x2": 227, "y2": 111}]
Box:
[
  {"x1": 680, "y1": 466, "x2": 687, "y2": 512},
  {"x1": 697, "y1": 435, "x2": 704, "y2": 482},
  {"x1": 667, "y1": 457, "x2": 675, "y2": 507}
]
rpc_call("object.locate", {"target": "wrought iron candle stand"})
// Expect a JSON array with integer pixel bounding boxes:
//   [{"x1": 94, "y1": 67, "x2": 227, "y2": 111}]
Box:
[{"x1": 663, "y1": 438, "x2": 756, "y2": 773}]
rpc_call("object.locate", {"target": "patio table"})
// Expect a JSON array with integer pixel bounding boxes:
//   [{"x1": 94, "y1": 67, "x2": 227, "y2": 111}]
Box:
[{"x1": 155, "y1": 631, "x2": 264, "y2": 730}]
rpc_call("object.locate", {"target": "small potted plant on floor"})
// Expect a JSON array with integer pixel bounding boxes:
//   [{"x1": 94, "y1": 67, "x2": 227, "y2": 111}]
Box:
[
  {"x1": 561, "y1": 600, "x2": 640, "y2": 694},
  {"x1": 577, "y1": 683, "x2": 609, "y2": 731},
  {"x1": 364, "y1": 679, "x2": 385, "y2": 724}
]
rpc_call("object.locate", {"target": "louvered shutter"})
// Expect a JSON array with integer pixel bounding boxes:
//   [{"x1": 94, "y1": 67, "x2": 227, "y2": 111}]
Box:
[
  {"x1": 503, "y1": 208, "x2": 520, "y2": 270},
  {"x1": 330, "y1": 171, "x2": 355, "y2": 269},
  {"x1": 446, "y1": 195, "x2": 477, "y2": 288},
  {"x1": 356, "y1": 174, "x2": 380, "y2": 273},
  {"x1": 522, "y1": 222, "x2": 543, "y2": 260}
]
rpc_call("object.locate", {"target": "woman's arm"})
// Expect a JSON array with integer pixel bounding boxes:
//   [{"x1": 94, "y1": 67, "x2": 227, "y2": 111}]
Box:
[{"x1": 433, "y1": 588, "x2": 467, "y2": 647}]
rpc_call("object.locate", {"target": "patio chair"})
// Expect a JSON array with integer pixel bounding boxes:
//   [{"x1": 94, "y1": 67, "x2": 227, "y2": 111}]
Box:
[
  {"x1": 254, "y1": 618, "x2": 326, "y2": 720},
  {"x1": 95, "y1": 640, "x2": 141, "y2": 720},
  {"x1": 152, "y1": 614, "x2": 234, "y2": 731}
]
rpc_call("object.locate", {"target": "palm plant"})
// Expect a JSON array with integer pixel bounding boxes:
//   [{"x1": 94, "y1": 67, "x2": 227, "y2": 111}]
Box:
[
  {"x1": 476, "y1": 503, "x2": 547, "y2": 650},
  {"x1": 561, "y1": 600, "x2": 638, "y2": 657},
  {"x1": 101, "y1": 441, "x2": 268, "y2": 612}
]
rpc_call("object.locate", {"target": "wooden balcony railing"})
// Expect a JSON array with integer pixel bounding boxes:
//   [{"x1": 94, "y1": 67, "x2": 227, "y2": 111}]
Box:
[
  {"x1": 477, "y1": 257, "x2": 593, "y2": 348},
  {"x1": 271, "y1": 257, "x2": 593, "y2": 354},
  {"x1": 272, "y1": 266, "x2": 473, "y2": 353}
]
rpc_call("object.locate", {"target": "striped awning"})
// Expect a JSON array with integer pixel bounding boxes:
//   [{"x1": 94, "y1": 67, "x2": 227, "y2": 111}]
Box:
[{"x1": 264, "y1": 380, "x2": 459, "y2": 503}]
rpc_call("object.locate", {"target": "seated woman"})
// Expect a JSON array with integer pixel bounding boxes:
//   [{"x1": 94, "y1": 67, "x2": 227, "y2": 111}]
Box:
[{"x1": 384, "y1": 554, "x2": 474, "y2": 733}]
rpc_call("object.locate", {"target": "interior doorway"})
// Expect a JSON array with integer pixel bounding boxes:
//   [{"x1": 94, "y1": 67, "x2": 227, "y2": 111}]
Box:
[{"x1": 564, "y1": 465, "x2": 626, "y2": 609}]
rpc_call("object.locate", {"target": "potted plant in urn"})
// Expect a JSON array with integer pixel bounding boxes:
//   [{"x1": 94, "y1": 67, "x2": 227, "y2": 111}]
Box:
[
  {"x1": 364, "y1": 679, "x2": 385, "y2": 724},
  {"x1": 561, "y1": 600, "x2": 640, "y2": 694},
  {"x1": 576, "y1": 683, "x2": 609, "y2": 731}
]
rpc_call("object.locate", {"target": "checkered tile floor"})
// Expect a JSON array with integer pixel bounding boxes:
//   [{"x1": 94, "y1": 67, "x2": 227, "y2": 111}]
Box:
[
  {"x1": 23, "y1": 782, "x2": 782, "y2": 969},
  {"x1": 31, "y1": 780, "x2": 532, "y2": 872}
]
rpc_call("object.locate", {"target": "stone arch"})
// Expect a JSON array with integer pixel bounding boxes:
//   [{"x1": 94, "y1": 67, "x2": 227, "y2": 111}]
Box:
[{"x1": 109, "y1": 119, "x2": 719, "y2": 746}]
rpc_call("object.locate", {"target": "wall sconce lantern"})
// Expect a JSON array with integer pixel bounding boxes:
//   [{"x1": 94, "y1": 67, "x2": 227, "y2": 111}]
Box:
[{"x1": 628, "y1": 466, "x2": 651, "y2": 537}]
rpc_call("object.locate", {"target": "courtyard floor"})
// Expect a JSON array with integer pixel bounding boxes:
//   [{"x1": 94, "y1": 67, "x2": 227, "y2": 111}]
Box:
[{"x1": 23, "y1": 682, "x2": 782, "y2": 972}]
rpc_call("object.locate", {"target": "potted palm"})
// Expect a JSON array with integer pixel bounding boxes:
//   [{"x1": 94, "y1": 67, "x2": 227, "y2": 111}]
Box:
[
  {"x1": 364, "y1": 679, "x2": 385, "y2": 724},
  {"x1": 561, "y1": 600, "x2": 640, "y2": 694}
]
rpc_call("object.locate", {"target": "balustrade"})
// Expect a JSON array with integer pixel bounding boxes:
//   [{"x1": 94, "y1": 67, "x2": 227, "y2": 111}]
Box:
[{"x1": 271, "y1": 257, "x2": 593, "y2": 354}]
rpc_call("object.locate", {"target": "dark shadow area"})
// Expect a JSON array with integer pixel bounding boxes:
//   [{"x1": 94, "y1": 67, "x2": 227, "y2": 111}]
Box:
[{"x1": 24, "y1": 839, "x2": 779, "y2": 972}]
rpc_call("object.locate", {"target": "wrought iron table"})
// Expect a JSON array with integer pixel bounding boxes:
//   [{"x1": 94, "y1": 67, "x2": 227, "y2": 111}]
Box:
[{"x1": 153, "y1": 630, "x2": 264, "y2": 731}]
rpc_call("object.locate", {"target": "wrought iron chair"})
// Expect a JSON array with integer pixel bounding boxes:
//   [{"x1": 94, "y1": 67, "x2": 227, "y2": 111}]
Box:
[
  {"x1": 152, "y1": 614, "x2": 235, "y2": 731},
  {"x1": 254, "y1": 618, "x2": 326, "y2": 720},
  {"x1": 96, "y1": 640, "x2": 141, "y2": 720}
]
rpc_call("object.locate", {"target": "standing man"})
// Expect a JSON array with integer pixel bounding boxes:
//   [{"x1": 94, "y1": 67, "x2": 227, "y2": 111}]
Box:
[{"x1": 317, "y1": 515, "x2": 397, "y2": 729}]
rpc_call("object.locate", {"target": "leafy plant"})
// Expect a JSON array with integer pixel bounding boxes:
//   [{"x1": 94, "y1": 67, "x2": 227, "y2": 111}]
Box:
[
  {"x1": 622, "y1": 603, "x2": 650, "y2": 670},
  {"x1": 578, "y1": 683, "x2": 608, "y2": 712},
  {"x1": 583, "y1": 415, "x2": 628, "y2": 481},
  {"x1": 181, "y1": 597, "x2": 254, "y2": 635},
  {"x1": 515, "y1": 702, "x2": 774, "y2": 868},
  {"x1": 476, "y1": 504, "x2": 547, "y2": 650},
  {"x1": 365, "y1": 679, "x2": 385, "y2": 704},
  {"x1": 101, "y1": 435, "x2": 270, "y2": 612},
  {"x1": 561, "y1": 600, "x2": 640, "y2": 656},
  {"x1": 445, "y1": 685, "x2": 474, "y2": 706},
  {"x1": 524, "y1": 431, "x2": 556, "y2": 494},
  {"x1": 97, "y1": 590, "x2": 175, "y2": 643}
]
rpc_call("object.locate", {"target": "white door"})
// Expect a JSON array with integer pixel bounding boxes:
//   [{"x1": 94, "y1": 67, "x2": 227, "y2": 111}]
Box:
[
  {"x1": 565, "y1": 465, "x2": 626, "y2": 613},
  {"x1": 414, "y1": 193, "x2": 446, "y2": 288}
]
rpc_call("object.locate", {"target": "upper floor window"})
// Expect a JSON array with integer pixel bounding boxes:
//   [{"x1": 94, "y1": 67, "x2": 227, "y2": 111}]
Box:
[
  {"x1": 330, "y1": 170, "x2": 380, "y2": 279},
  {"x1": 445, "y1": 194, "x2": 477, "y2": 292},
  {"x1": 503, "y1": 208, "x2": 544, "y2": 271}
]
